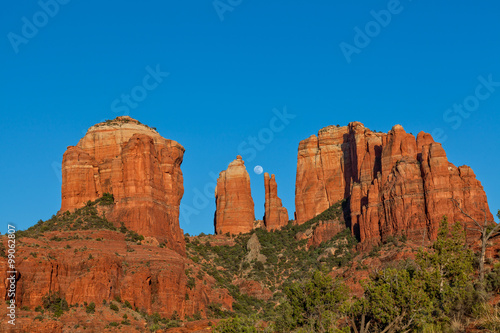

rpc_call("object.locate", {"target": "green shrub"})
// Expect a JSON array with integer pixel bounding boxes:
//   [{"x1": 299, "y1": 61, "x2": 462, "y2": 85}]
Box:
[
  {"x1": 109, "y1": 302, "x2": 119, "y2": 312},
  {"x1": 98, "y1": 193, "x2": 114, "y2": 205},
  {"x1": 42, "y1": 292, "x2": 69, "y2": 317},
  {"x1": 275, "y1": 270, "x2": 349, "y2": 332},
  {"x1": 187, "y1": 277, "x2": 196, "y2": 289},
  {"x1": 85, "y1": 302, "x2": 95, "y2": 314},
  {"x1": 18, "y1": 198, "x2": 118, "y2": 238},
  {"x1": 213, "y1": 316, "x2": 258, "y2": 332}
]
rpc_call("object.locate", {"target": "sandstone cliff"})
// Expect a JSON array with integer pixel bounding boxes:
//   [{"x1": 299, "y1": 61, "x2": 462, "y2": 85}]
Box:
[
  {"x1": 214, "y1": 156, "x2": 255, "y2": 235},
  {"x1": 60, "y1": 116, "x2": 185, "y2": 255},
  {"x1": 0, "y1": 229, "x2": 232, "y2": 329},
  {"x1": 263, "y1": 173, "x2": 289, "y2": 230},
  {"x1": 295, "y1": 122, "x2": 493, "y2": 246}
]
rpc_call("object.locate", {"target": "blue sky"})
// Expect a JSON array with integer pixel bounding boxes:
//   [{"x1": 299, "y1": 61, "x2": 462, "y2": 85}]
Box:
[{"x1": 1, "y1": 0, "x2": 499, "y2": 236}]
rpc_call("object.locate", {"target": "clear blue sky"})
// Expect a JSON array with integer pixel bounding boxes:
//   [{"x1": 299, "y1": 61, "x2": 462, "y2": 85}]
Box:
[{"x1": 1, "y1": 1, "x2": 499, "y2": 236}]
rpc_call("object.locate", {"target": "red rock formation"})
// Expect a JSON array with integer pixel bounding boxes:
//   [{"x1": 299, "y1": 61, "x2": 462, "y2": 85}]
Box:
[
  {"x1": 308, "y1": 221, "x2": 345, "y2": 248},
  {"x1": 234, "y1": 279, "x2": 273, "y2": 301},
  {"x1": 0, "y1": 231, "x2": 232, "y2": 325},
  {"x1": 295, "y1": 123, "x2": 493, "y2": 246},
  {"x1": 214, "y1": 156, "x2": 255, "y2": 235},
  {"x1": 60, "y1": 116, "x2": 185, "y2": 255},
  {"x1": 263, "y1": 173, "x2": 289, "y2": 231}
]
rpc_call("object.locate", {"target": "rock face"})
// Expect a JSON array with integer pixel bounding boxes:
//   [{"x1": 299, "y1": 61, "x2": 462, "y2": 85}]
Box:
[
  {"x1": 214, "y1": 156, "x2": 255, "y2": 235},
  {"x1": 263, "y1": 173, "x2": 289, "y2": 231},
  {"x1": 60, "y1": 116, "x2": 185, "y2": 255},
  {"x1": 235, "y1": 279, "x2": 273, "y2": 301},
  {"x1": 308, "y1": 221, "x2": 345, "y2": 248},
  {"x1": 295, "y1": 122, "x2": 493, "y2": 246},
  {"x1": 0, "y1": 230, "x2": 232, "y2": 325}
]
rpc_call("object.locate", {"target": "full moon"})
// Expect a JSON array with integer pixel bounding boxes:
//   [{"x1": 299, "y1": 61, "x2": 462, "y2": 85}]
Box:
[{"x1": 254, "y1": 165, "x2": 263, "y2": 175}]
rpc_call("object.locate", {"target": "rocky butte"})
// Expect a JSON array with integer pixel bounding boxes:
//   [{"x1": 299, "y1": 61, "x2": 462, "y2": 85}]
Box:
[
  {"x1": 295, "y1": 122, "x2": 493, "y2": 247},
  {"x1": 214, "y1": 155, "x2": 255, "y2": 235},
  {"x1": 60, "y1": 116, "x2": 185, "y2": 255},
  {"x1": 0, "y1": 116, "x2": 235, "y2": 332},
  {"x1": 263, "y1": 172, "x2": 289, "y2": 230}
]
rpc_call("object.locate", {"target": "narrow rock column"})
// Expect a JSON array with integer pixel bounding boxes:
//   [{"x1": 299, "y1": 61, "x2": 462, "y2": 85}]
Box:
[
  {"x1": 263, "y1": 173, "x2": 289, "y2": 230},
  {"x1": 214, "y1": 155, "x2": 255, "y2": 235}
]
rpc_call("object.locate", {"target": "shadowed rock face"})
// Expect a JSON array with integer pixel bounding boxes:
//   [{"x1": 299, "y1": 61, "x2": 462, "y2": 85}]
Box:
[
  {"x1": 214, "y1": 156, "x2": 255, "y2": 235},
  {"x1": 60, "y1": 116, "x2": 185, "y2": 255},
  {"x1": 263, "y1": 173, "x2": 289, "y2": 231},
  {"x1": 295, "y1": 122, "x2": 493, "y2": 246}
]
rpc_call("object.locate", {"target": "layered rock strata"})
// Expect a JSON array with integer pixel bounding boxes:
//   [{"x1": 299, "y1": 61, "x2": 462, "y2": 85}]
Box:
[
  {"x1": 263, "y1": 173, "x2": 289, "y2": 230},
  {"x1": 295, "y1": 122, "x2": 493, "y2": 246},
  {"x1": 60, "y1": 116, "x2": 185, "y2": 255},
  {"x1": 214, "y1": 156, "x2": 255, "y2": 235}
]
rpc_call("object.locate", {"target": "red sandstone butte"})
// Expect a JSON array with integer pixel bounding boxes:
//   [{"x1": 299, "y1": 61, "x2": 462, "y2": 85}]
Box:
[
  {"x1": 60, "y1": 116, "x2": 185, "y2": 255},
  {"x1": 263, "y1": 173, "x2": 289, "y2": 231},
  {"x1": 214, "y1": 155, "x2": 255, "y2": 235},
  {"x1": 295, "y1": 122, "x2": 493, "y2": 246}
]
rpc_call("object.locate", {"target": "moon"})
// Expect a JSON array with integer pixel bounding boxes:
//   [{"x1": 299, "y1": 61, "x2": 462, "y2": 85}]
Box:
[{"x1": 253, "y1": 165, "x2": 263, "y2": 175}]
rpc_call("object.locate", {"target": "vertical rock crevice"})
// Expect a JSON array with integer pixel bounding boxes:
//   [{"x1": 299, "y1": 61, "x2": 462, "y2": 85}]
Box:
[{"x1": 295, "y1": 122, "x2": 493, "y2": 247}]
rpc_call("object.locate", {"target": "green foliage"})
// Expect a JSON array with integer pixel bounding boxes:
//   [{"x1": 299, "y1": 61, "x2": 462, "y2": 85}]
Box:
[
  {"x1": 18, "y1": 198, "x2": 117, "y2": 238},
  {"x1": 275, "y1": 270, "x2": 349, "y2": 332},
  {"x1": 187, "y1": 277, "x2": 196, "y2": 289},
  {"x1": 368, "y1": 245, "x2": 381, "y2": 258},
  {"x1": 487, "y1": 265, "x2": 500, "y2": 293},
  {"x1": 85, "y1": 302, "x2": 95, "y2": 314},
  {"x1": 416, "y1": 218, "x2": 476, "y2": 319},
  {"x1": 42, "y1": 292, "x2": 69, "y2": 317},
  {"x1": 125, "y1": 228, "x2": 145, "y2": 242},
  {"x1": 97, "y1": 192, "x2": 114, "y2": 206},
  {"x1": 213, "y1": 316, "x2": 258, "y2": 332},
  {"x1": 351, "y1": 266, "x2": 432, "y2": 331},
  {"x1": 185, "y1": 200, "x2": 356, "y2": 324},
  {"x1": 140, "y1": 311, "x2": 181, "y2": 331},
  {"x1": 0, "y1": 241, "x2": 6, "y2": 258},
  {"x1": 109, "y1": 302, "x2": 119, "y2": 312},
  {"x1": 206, "y1": 303, "x2": 233, "y2": 319}
]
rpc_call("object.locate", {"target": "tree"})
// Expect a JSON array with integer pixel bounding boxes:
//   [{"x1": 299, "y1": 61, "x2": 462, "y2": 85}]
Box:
[
  {"x1": 452, "y1": 199, "x2": 500, "y2": 286},
  {"x1": 275, "y1": 270, "x2": 349, "y2": 332},
  {"x1": 213, "y1": 316, "x2": 258, "y2": 333},
  {"x1": 349, "y1": 266, "x2": 432, "y2": 332},
  {"x1": 416, "y1": 217, "x2": 475, "y2": 318}
]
